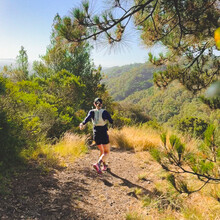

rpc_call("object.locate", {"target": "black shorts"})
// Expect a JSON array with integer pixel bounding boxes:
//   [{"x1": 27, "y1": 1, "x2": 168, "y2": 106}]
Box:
[{"x1": 93, "y1": 130, "x2": 109, "y2": 145}]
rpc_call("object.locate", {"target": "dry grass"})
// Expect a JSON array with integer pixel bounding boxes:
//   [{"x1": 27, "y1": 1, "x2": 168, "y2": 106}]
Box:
[
  {"x1": 21, "y1": 133, "x2": 87, "y2": 169},
  {"x1": 109, "y1": 126, "x2": 161, "y2": 151},
  {"x1": 51, "y1": 133, "x2": 87, "y2": 159},
  {"x1": 125, "y1": 211, "x2": 145, "y2": 220},
  {"x1": 206, "y1": 184, "x2": 220, "y2": 202},
  {"x1": 182, "y1": 193, "x2": 220, "y2": 219},
  {"x1": 132, "y1": 176, "x2": 220, "y2": 220},
  {"x1": 109, "y1": 126, "x2": 220, "y2": 219}
]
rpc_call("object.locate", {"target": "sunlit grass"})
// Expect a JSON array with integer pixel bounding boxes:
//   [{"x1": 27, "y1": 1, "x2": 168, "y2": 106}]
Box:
[
  {"x1": 109, "y1": 126, "x2": 161, "y2": 151},
  {"x1": 206, "y1": 184, "x2": 220, "y2": 202},
  {"x1": 182, "y1": 193, "x2": 220, "y2": 220},
  {"x1": 138, "y1": 173, "x2": 147, "y2": 181},
  {"x1": 21, "y1": 133, "x2": 87, "y2": 169},
  {"x1": 52, "y1": 133, "x2": 87, "y2": 159},
  {"x1": 125, "y1": 211, "x2": 144, "y2": 220},
  {"x1": 108, "y1": 125, "x2": 220, "y2": 219},
  {"x1": 147, "y1": 165, "x2": 220, "y2": 220}
]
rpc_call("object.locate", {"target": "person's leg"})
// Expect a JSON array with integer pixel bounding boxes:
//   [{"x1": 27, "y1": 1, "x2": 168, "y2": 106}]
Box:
[
  {"x1": 97, "y1": 144, "x2": 104, "y2": 164},
  {"x1": 96, "y1": 131, "x2": 110, "y2": 164},
  {"x1": 95, "y1": 144, "x2": 110, "y2": 168},
  {"x1": 102, "y1": 143, "x2": 110, "y2": 164},
  {"x1": 93, "y1": 130, "x2": 110, "y2": 173},
  {"x1": 93, "y1": 144, "x2": 105, "y2": 173}
]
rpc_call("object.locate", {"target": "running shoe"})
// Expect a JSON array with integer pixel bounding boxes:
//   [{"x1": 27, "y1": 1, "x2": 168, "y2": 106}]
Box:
[
  {"x1": 93, "y1": 163, "x2": 102, "y2": 174},
  {"x1": 102, "y1": 164, "x2": 108, "y2": 171}
]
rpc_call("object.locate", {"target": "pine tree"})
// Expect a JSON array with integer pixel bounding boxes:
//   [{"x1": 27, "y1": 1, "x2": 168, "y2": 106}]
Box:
[{"x1": 53, "y1": 0, "x2": 220, "y2": 94}]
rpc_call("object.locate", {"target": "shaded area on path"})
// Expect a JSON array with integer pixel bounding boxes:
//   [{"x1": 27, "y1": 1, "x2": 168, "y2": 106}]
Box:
[
  {"x1": 0, "y1": 147, "x2": 159, "y2": 220},
  {"x1": 0, "y1": 163, "x2": 99, "y2": 220}
]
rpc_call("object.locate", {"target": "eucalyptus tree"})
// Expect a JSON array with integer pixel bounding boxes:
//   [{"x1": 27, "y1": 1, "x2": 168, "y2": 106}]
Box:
[{"x1": 33, "y1": 14, "x2": 108, "y2": 111}]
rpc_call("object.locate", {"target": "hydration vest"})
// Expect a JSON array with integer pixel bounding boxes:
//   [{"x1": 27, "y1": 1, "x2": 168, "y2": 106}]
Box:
[{"x1": 92, "y1": 109, "x2": 106, "y2": 126}]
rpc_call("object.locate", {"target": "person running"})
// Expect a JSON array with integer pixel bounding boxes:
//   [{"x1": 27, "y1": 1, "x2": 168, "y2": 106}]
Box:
[{"x1": 79, "y1": 98, "x2": 113, "y2": 174}]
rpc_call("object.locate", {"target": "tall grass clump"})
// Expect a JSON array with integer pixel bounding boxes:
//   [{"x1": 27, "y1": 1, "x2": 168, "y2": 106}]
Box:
[
  {"x1": 52, "y1": 133, "x2": 87, "y2": 159},
  {"x1": 109, "y1": 126, "x2": 161, "y2": 151},
  {"x1": 21, "y1": 133, "x2": 87, "y2": 169}
]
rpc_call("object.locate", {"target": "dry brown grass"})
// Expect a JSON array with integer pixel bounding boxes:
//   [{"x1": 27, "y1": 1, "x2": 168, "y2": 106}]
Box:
[
  {"x1": 109, "y1": 126, "x2": 220, "y2": 219},
  {"x1": 182, "y1": 192, "x2": 220, "y2": 219},
  {"x1": 109, "y1": 126, "x2": 161, "y2": 151}
]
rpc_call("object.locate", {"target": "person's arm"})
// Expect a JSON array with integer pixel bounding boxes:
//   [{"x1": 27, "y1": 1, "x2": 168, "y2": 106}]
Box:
[
  {"x1": 103, "y1": 110, "x2": 113, "y2": 124},
  {"x1": 79, "y1": 110, "x2": 94, "y2": 130},
  {"x1": 82, "y1": 110, "x2": 94, "y2": 125}
]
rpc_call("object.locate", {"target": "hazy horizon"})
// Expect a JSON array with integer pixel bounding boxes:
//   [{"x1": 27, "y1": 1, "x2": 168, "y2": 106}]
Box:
[
  {"x1": 0, "y1": 58, "x2": 147, "y2": 70},
  {"x1": 0, "y1": 0, "x2": 166, "y2": 68}
]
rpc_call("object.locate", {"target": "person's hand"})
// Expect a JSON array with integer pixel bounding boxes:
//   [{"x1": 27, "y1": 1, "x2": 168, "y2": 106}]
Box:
[{"x1": 79, "y1": 123, "x2": 84, "y2": 130}]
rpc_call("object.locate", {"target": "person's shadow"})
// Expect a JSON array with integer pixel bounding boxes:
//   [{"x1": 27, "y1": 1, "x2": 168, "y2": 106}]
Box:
[{"x1": 100, "y1": 169, "x2": 153, "y2": 198}]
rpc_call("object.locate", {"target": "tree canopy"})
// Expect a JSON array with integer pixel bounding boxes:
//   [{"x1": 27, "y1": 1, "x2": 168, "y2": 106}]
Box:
[{"x1": 54, "y1": 0, "x2": 220, "y2": 94}]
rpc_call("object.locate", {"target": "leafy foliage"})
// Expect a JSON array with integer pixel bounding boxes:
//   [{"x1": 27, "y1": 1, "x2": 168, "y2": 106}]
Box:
[
  {"x1": 0, "y1": 77, "x2": 27, "y2": 170},
  {"x1": 112, "y1": 103, "x2": 150, "y2": 128},
  {"x1": 54, "y1": 0, "x2": 219, "y2": 93},
  {"x1": 178, "y1": 117, "x2": 209, "y2": 138},
  {"x1": 200, "y1": 95, "x2": 220, "y2": 109}
]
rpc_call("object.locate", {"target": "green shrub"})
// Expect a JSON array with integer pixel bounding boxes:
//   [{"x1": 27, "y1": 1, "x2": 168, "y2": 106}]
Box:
[
  {"x1": 178, "y1": 117, "x2": 209, "y2": 138},
  {"x1": 0, "y1": 110, "x2": 26, "y2": 171}
]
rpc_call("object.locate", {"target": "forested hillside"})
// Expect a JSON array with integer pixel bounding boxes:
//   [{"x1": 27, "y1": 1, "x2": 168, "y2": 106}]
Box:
[
  {"x1": 103, "y1": 63, "x2": 142, "y2": 79},
  {"x1": 104, "y1": 63, "x2": 220, "y2": 142},
  {"x1": 102, "y1": 62, "x2": 165, "y2": 101}
]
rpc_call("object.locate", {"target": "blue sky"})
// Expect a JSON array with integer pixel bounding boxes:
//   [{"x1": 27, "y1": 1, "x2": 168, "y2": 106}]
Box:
[{"x1": 0, "y1": 0, "x2": 164, "y2": 67}]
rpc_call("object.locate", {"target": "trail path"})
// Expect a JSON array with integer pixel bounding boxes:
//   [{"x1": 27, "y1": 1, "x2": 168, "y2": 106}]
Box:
[{"x1": 0, "y1": 147, "x2": 160, "y2": 220}]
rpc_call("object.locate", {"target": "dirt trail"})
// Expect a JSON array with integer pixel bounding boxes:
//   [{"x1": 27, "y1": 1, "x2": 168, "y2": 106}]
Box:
[{"x1": 0, "y1": 147, "x2": 160, "y2": 220}]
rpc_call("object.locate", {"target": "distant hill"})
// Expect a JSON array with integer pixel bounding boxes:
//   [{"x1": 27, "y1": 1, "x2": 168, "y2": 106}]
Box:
[
  {"x1": 103, "y1": 63, "x2": 143, "y2": 79},
  {"x1": 102, "y1": 62, "x2": 165, "y2": 101}
]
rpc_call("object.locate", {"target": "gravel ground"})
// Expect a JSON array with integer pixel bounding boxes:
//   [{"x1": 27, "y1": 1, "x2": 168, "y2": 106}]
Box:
[{"x1": 0, "y1": 147, "x2": 158, "y2": 220}]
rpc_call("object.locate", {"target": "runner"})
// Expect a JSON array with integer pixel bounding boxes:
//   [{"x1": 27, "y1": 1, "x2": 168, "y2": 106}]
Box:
[{"x1": 79, "y1": 98, "x2": 113, "y2": 174}]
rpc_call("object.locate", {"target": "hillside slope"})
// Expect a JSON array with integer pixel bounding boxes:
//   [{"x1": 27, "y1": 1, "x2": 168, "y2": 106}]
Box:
[
  {"x1": 103, "y1": 63, "x2": 219, "y2": 133},
  {"x1": 102, "y1": 63, "x2": 165, "y2": 101}
]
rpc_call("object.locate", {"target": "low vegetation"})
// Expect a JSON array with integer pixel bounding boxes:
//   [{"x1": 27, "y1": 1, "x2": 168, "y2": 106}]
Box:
[
  {"x1": 109, "y1": 124, "x2": 220, "y2": 219},
  {"x1": 21, "y1": 133, "x2": 88, "y2": 170},
  {"x1": 109, "y1": 126, "x2": 160, "y2": 151}
]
